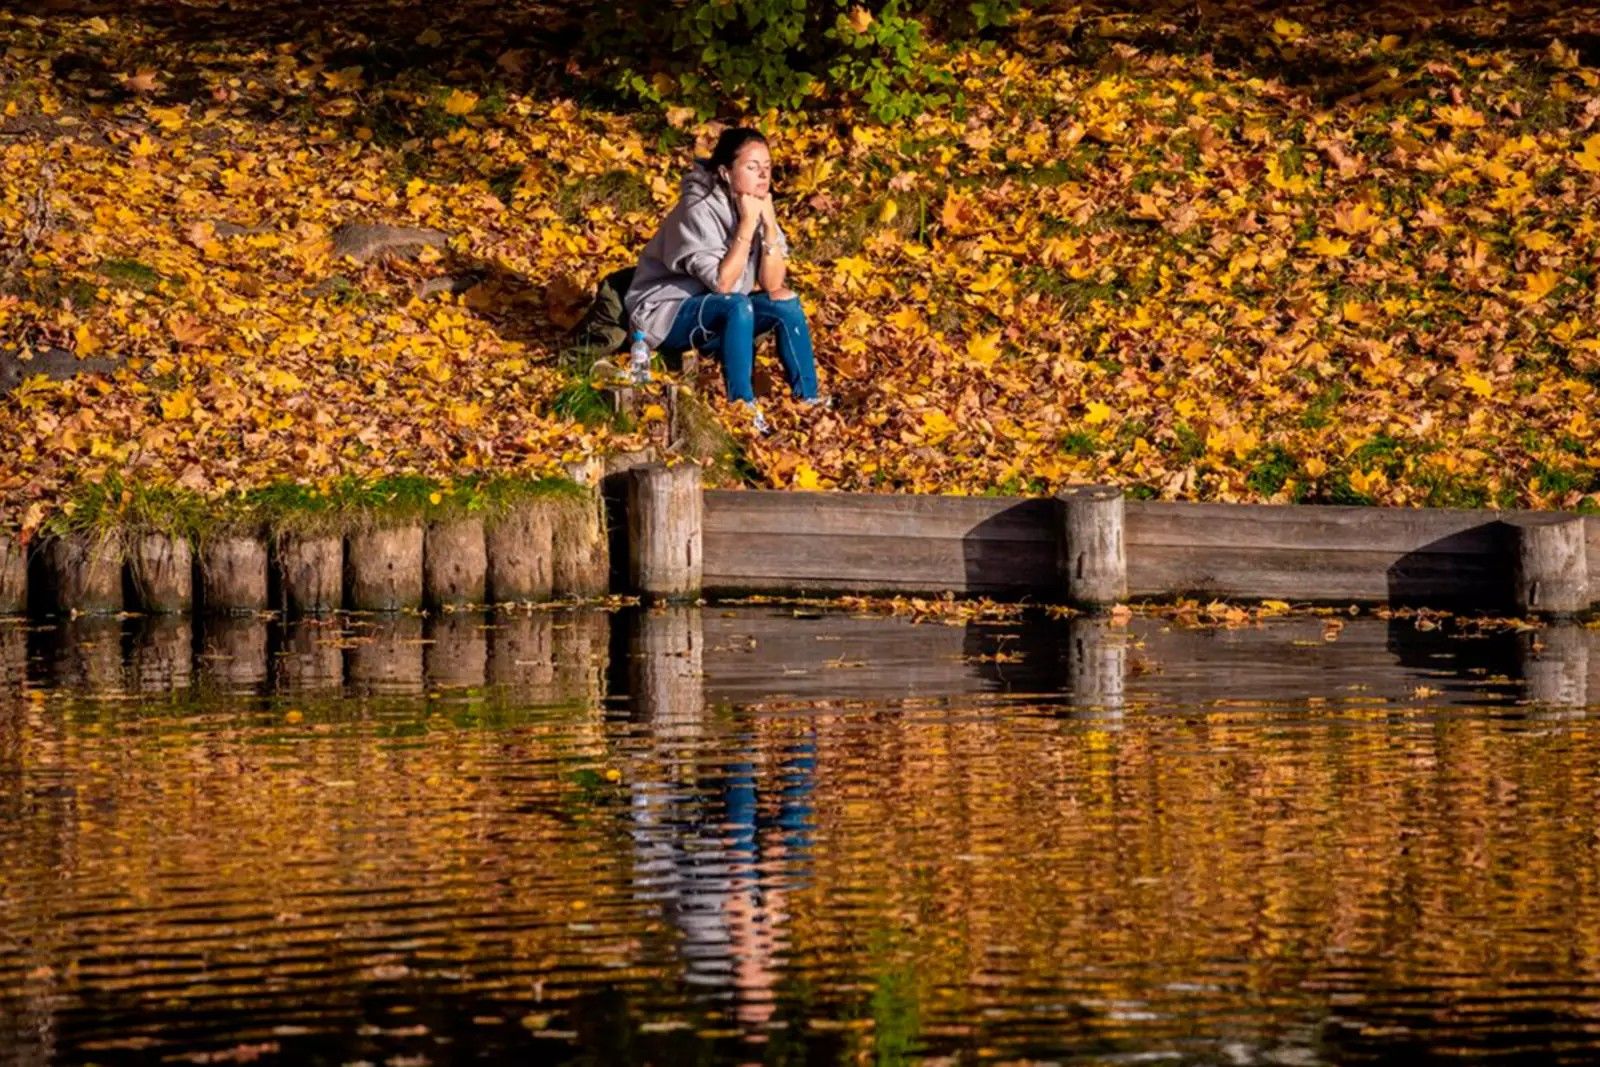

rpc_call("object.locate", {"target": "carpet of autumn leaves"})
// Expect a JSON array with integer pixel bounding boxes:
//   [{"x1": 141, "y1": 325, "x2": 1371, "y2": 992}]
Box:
[{"x1": 6, "y1": 1, "x2": 1600, "y2": 537}]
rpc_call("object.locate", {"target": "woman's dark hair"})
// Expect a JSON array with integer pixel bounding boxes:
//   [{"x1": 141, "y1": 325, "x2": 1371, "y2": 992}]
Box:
[{"x1": 708, "y1": 127, "x2": 767, "y2": 173}]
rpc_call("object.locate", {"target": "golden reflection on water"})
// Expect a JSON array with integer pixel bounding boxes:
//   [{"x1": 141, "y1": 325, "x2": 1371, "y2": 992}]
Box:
[{"x1": 2, "y1": 607, "x2": 1599, "y2": 1064}]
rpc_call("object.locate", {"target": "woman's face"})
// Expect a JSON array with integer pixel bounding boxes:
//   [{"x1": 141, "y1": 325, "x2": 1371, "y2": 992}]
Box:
[{"x1": 724, "y1": 141, "x2": 771, "y2": 198}]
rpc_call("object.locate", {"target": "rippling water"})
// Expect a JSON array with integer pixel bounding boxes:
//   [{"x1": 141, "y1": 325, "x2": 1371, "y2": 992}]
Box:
[{"x1": 3, "y1": 606, "x2": 1600, "y2": 1065}]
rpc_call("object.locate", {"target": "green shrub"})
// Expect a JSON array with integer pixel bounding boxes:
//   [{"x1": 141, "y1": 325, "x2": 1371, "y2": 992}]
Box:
[{"x1": 601, "y1": 0, "x2": 1027, "y2": 121}]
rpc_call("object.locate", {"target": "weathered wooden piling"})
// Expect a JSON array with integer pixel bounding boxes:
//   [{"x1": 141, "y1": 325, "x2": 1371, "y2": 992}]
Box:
[
  {"x1": 1058, "y1": 486, "x2": 1127, "y2": 608},
  {"x1": 1511, "y1": 516, "x2": 1589, "y2": 616},
  {"x1": 129, "y1": 532, "x2": 193, "y2": 613},
  {"x1": 46, "y1": 533, "x2": 122, "y2": 615},
  {"x1": 278, "y1": 534, "x2": 343, "y2": 614},
  {"x1": 627, "y1": 462, "x2": 703, "y2": 600},
  {"x1": 425, "y1": 517, "x2": 487, "y2": 608},
  {"x1": 553, "y1": 459, "x2": 609, "y2": 598},
  {"x1": 0, "y1": 533, "x2": 25, "y2": 614},
  {"x1": 346, "y1": 526, "x2": 424, "y2": 611},
  {"x1": 486, "y1": 504, "x2": 554, "y2": 603},
  {"x1": 200, "y1": 534, "x2": 269, "y2": 614}
]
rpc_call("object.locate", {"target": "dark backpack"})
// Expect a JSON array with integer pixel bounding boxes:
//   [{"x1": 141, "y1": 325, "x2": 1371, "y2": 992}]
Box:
[{"x1": 565, "y1": 266, "x2": 635, "y2": 367}]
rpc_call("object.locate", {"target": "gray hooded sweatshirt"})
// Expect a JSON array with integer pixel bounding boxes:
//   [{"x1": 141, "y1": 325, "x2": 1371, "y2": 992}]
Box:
[{"x1": 624, "y1": 161, "x2": 790, "y2": 349}]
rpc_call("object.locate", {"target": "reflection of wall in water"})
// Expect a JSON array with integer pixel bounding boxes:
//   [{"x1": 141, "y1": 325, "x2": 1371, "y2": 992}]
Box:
[
  {"x1": 1, "y1": 618, "x2": 27, "y2": 693},
  {"x1": 425, "y1": 613, "x2": 488, "y2": 690},
  {"x1": 130, "y1": 616, "x2": 193, "y2": 693},
  {"x1": 345, "y1": 615, "x2": 425, "y2": 695},
  {"x1": 198, "y1": 616, "x2": 269, "y2": 693},
  {"x1": 277, "y1": 619, "x2": 344, "y2": 694}
]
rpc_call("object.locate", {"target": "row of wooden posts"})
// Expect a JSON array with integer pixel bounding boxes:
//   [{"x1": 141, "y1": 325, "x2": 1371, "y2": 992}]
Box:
[
  {"x1": 0, "y1": 458, "x2": 638, "y2": 617},
  {"x1": 1, "y1": 462, "x2": 1593, "y2": 616}
]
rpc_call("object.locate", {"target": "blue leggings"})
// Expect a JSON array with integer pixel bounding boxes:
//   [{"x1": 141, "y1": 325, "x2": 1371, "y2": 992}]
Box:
[{"x1": 661, "y1": 292, "x2": 819, "y2": 403}]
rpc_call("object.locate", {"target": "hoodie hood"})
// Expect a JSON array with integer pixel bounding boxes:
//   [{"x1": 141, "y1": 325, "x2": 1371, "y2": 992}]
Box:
[{"x1": 680, "y1": 159, "x2": 724, "y2": 200}]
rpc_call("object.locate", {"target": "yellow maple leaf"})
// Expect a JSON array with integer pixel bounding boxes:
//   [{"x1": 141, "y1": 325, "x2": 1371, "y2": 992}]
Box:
[
  {"x1": 1521, "y1": 230, "x2": 1558, "y2": 252},
  {"x1": 160, "y1": 390, "x2": 193, "y2": 421},
  {"x1": 74, "y1": 323, "x2": 100, "y2": 356},
  {"x1": 1348, "y1": 468, "x2": 1386, "y2": 494},
  {"x1": 1517, "y1": 268, "x2": 1560, "y2": 304},
  {"x1": 147, "y1": 106, "x2": 185, "y2": 132},
  {"x1": 1272, "y1": 18, "x2": 1306, "y2": 41},
  {"x1": 1305, "y1": 235, "x2": 1351, "y2": 257},
  {"x1": 921, "y1": 410, "x2": 956, "y2": 443},
  {"x1": 966, "y1": 331, "x2": 1002, "y2": 366},
  {"x1": 878, "y1": 199, "x2": 899, "y2": 225},
  {"x1": 1575, "y1": 133, "x2": 1600, "y2": 173},
  {"x1": 264, "y1": 368, "x2": 303, "y2": 392},
  {"x1": 791, "y1": 157, "x2": 836, "y2": 195},
  {"x1": 322, "y1": 66, "x2": 365, "y2": 91},
  {"x1": 832, "y1": 255, "x2": 871, "y2": 289},
  {"x1": 847, "y1": 6, "x2": 874, "y2": 34},
  {"x1": 793, "y1": 462, "x2": 821, "y2": 490},
  {"x1": 443, "y1": 89, "x2": 479, "y2": 116},
  {"x1": 1461, "y1": 371, "x2": 1494, "y2": 398},
  {"x1": 1436, "y1": 104, "x2": 1485, "y2": 129},
  {"x1": 1332, "y1": 202, "x2": 1379, "y2": 234},
  {"x1": 887, "y1": 307, "x2": 924, "y2": 334},
  {"x1": 1083, "y1": 401, "x2": 1113, "y2": 425}
]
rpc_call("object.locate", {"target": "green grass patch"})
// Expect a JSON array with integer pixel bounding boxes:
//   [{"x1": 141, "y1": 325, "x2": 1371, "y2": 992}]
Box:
[
  {"x1": 41, "y1": 472, "x2": 593, "y2": 543},
  {"x1": 1245, "y1": 444, "x2": 1300, "y2": 499},
  {"x1": 99, "y1": 258, "x2": 174, "y2": 293},
  {"x1": 43, "y1": 474, "x2": 237, "y2": 543},
  {"x1": 1059, "y1": 430, "x2": 1099, "y2": 457},
  {"x1": 547, "y1": 379, "x2": 619, "y2": 428},
  {"x1": 554, "y1": 169, "x2": 655, "y2": 225}
]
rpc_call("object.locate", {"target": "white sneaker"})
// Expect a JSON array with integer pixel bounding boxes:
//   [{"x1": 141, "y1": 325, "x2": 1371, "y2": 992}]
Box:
[{"x1": 751, "y1": 407, "x2": 772, "y2": 435}]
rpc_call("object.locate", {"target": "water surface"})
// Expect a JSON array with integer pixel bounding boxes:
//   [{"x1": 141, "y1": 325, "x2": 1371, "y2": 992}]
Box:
[{"x1": 2, "y1": 606, "x2": 1599, "y2": 1065}]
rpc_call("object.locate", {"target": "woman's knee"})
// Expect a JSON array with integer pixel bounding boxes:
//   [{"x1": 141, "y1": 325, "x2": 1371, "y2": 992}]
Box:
[
  {"x1": 719, "y1": 292, "x2": 755, "y2": 326},
  {"x1": 765, "y1": 292, "x2": 807, "y2": 324}
]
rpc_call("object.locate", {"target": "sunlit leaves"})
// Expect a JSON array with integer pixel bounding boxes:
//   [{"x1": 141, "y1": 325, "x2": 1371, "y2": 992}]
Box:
[
  {"x1": 442, "y1": 89, "x2": 479, "y2": 116},
  {"x1": 4, "y1": 4, "x2": 1600, "y2": 528}
]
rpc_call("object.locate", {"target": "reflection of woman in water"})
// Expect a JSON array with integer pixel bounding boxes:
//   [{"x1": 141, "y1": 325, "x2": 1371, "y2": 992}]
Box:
[{"x1": 626, "y1": 719, "x2": 815, "y2": 1033}]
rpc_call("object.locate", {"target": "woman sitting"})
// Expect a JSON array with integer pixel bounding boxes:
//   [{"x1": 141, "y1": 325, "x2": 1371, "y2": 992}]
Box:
[{"x1": 624, "y1": 127, "x2": 823, "y2": 431}]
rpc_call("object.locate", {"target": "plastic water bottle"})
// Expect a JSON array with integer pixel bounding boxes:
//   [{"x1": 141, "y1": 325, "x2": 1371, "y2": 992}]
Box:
[{"x1": 627, "y1": 330, "x2": 652, "y2": 385}]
